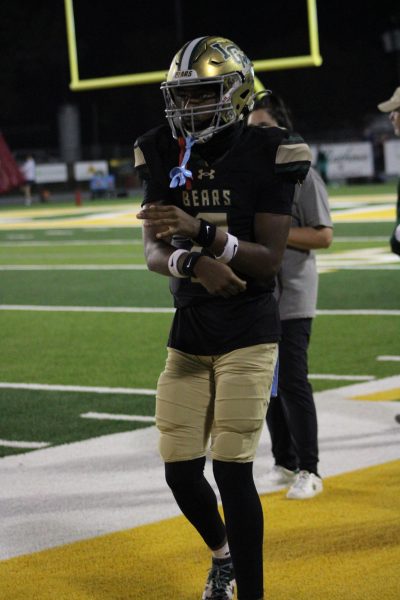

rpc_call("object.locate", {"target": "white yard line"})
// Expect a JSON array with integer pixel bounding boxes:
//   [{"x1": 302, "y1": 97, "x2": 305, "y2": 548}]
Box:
[
  {"x1": 333, "y1": 236, "x2": 389, "y2": 242},
  {"x1": 0, "y1": 439, "x2": 50, "y2": 449},
  {"x1": 1, "y1": 305, "x2": 398, "y2": 316},
  {"x1": 0, "y1": 382, "x2": 156, "y2": 395},
  {"x1": 0, "y1": 240, "x2": 141, "y2": 247},
  {"x1": 0, "y1": 305, "x2": 174, "y2": 313},
  {"x1": 316, "y1": 309, "x2": 400, "y2": 316},
  {"x1": 309, "y1": 374, "x2": 374, "y2": 381},
  {"x1": 0, "y1": 375, "x2": 376, "y2": 396},
  {"x1": 81, "y1": 412, "x2": 155, "y2": 423},
  {"x1": 376, "y1": 355, "x2": 400, "y2": 362},
  {"x1": 0, "y1": 265, "x2": 147, "y2": 270},
  {"x1": 318, "y1": 265, "x2": 400, "y2": 270}
]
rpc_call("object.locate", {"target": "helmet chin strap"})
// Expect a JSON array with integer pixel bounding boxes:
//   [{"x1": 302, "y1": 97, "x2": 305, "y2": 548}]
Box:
[{"x1": 169, "y1": 136, "x2": 196, "y2": 188}]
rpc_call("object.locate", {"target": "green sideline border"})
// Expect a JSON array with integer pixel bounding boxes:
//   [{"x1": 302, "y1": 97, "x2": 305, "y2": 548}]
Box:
[{"x1": 64, "y1": 0, "x2": 322, "y2": 92}]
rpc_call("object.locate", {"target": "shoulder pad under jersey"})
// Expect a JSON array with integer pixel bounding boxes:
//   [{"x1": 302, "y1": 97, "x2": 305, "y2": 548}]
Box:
[
  {"x1": 274, "y1": 131, "x2": 312, "y2": 183},
  {"x1": 134, "y1": 125, "x2": 174, "y2": 186}
]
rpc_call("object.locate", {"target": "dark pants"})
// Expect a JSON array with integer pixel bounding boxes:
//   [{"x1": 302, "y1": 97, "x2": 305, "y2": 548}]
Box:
[{"x1": 266, "y1": 318, "x2": 319, "y2": 475}]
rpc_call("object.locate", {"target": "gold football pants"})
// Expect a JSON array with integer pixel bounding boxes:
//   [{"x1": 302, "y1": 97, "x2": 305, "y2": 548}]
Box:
[{"x1": 156, "y1": 343, "x2": 278, "y2": 463}]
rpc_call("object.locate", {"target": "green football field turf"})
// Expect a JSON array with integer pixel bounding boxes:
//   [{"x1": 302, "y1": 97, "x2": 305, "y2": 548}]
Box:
[{"x1": 0, "y1": 184, "x2": 399, "y2": 457}]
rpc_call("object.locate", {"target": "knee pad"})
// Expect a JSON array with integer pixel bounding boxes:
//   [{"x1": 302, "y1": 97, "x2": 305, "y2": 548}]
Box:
[{"x1": 211, "y1": 418, "x2": 264, "y2": 462}]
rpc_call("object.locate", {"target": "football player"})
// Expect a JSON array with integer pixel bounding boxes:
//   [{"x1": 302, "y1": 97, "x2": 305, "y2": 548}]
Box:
[{"x1": 135, "y1": 36, "x2": 311, "y2": 600}]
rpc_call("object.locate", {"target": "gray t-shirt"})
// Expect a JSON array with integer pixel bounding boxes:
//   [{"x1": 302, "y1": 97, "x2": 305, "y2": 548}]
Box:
[{"x1": 275, "y1": 167, "x2": 332, "y2": 320}]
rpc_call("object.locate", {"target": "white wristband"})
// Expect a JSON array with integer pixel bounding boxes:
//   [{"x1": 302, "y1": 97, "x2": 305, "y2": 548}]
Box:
[
  {"x1": 214, "y1": 233, "x2": 239, "y2": 264},
  {"x1": 168, "y1": 249, "x2": 189, "y2": 278}
]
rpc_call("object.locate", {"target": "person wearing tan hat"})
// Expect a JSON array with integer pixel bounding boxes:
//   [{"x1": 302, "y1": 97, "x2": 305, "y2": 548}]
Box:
[{"x1": 378, "y1": 87, "x2": 400, "y2": 255}]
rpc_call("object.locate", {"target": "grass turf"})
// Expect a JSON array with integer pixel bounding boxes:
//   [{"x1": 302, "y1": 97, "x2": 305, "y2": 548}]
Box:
[
  {"x1": 0, "y1": 389, "x2": 155, "y2": 458},
  {"x1": 0, "y1": 187, "x2": 399, "y2": 455},
  {"x1": 0, "y1": 311, "x2": 399, "y2": 392}
]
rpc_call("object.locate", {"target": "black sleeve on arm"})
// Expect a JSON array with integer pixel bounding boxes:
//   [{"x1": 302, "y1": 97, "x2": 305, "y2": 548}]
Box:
[{"x1": 254, "y1": 177, "x2": 295, "y2": 215}]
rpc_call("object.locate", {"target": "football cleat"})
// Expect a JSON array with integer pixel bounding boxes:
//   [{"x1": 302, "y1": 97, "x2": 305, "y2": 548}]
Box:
[{"x1": 202, "y1": 556, "x2": 235, "y2": 600}]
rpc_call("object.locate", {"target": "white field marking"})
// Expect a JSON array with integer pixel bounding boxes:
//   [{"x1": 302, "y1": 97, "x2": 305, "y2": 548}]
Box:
[
  {"x1": 333, "y1": 236, "x2": 388, "y2": 242},
  {"x1": 1, "y1": 203, "x2": 138, "y2": 218},
  {"x1": 0, "y1": 239, "x2": 142, "y2": 247},
  {"x1": 319, "y1": 265, "x2": 400, "y2": 271},
  {"x1": 1, "y1": 305, "x2": 398, "y2": 316},
  {"x1": 320, "y1": 247, "x2": 380, "y2": 269},
  {"x1": 81, "y1": 412, "x2": 155, "y2": 423},
  {"x1": 82, "y1": 227, "x2": 111, "y2": 232},
  {"x1": 0, "y1": 375, "x2": 374, "y2": 399},
  {"x1": 376, "y1": 355, "x2": 400, "y2": 362},
  {"x1": 316, "y1": 247, "x2": 400, "y2": 270},
  {"x1": 319, "y1": 247, "x2": 387, "y2": 259},
  {"x1": 0, "y1": 439, "x2": 50, "y2": 449},
  {"x1": 80, "y1": 210, "x2": 135, "y2": 220},
  {"x1": 0, "y1": 382, "x2": 157, "y2": 395},
  {"x1": 0, "y1": 265, "x2": 147, "y2": 270},
  {"x1": 308, "y1": 374, "x2": 375, "y2": 381},
  {"x1": 0, "y1": 218, "x2": 32, "y2": 225},
  {"x1": 316, "y1": 309, "x2": 400, "y2": 316},
  {"x1": 4, "y1": 233, "x2": 35, "y2": 240},
  {"x1": 45, "y1": 230, "x2": 74, "y2": 236},
  {"x1": 0, "y1": 305, "x2": 174, "y2": 313}
]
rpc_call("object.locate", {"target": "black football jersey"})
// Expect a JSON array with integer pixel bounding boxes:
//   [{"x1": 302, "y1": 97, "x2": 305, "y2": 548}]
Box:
[{"x1": 134, "y1": 122, "x2": 311, "y2": 354}]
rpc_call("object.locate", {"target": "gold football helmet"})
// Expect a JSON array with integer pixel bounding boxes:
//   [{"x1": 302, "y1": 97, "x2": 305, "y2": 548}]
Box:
[{"x1": 161, "y1": 36, "x2": 254, "y2": 143}]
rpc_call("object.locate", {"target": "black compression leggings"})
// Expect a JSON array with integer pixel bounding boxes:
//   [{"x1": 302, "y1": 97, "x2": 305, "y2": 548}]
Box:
[{"x1": 165, "y1": 458, "x2": 264, "y2": 600}]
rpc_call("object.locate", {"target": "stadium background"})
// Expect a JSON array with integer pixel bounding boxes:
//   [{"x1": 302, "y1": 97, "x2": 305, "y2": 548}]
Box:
[{"x1": 0, "y1": 2, "x2": 399, "y2": 599}]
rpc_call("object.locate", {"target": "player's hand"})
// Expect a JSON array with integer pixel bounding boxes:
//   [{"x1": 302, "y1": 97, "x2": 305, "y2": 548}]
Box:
[
  {"x1": 136, "y1": 205, "x2": 200, "y2": 240},
  {"x1": 193, "y1": 257, "x2": 247, "y2": 298}
]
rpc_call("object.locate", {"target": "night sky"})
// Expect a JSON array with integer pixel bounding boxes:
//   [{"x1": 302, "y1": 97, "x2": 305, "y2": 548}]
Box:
[{"x1": 1, "y1": 0, "x2": 399, "y2": 154}]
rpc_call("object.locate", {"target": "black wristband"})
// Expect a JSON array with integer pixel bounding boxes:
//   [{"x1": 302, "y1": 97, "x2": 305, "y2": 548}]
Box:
[
  {"x1": 181, "y1": 252, "x2": 203, "y2": 277},
  {"x1": 192, "y1": 219, "x2": 217, "y2": 248}
]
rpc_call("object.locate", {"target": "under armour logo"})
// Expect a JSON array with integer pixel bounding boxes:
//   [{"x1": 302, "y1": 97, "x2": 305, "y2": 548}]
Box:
[{"x1": 197, "y1": 169, "x2": 215, "y2": 180}]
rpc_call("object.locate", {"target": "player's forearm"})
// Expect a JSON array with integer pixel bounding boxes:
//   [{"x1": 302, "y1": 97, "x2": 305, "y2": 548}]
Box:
[
  {"x1": 229, "y1": 240, "x2": 285, "y2": 280},
  {"x1": 225, "y1": 212, "x2": 291, "y2": 281},
  {"x1": 287, "y1": 226, "x2": 332, "y2": 250},
  {"x1": 144, "y1": 238, "x2": 175, "y2": 276}
]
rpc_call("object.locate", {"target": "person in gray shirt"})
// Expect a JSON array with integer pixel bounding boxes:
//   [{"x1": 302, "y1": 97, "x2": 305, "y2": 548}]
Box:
[{"x1": 248, "y1": 91, "x2": 333, "y2": 499}]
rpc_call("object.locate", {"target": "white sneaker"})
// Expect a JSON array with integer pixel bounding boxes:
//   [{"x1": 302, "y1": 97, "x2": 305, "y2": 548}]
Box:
[
  {"x1": 269, "y1": 465, "x2": 298, "y2": 486},
  {"x1": 286, "y1": 470, "x2": 323, "y2": 499}
]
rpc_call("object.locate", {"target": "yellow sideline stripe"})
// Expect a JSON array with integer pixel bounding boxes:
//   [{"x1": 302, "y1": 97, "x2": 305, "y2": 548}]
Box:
[
  {"x1": 0, "y1": 217, "x2": 141, "y2": 229},
  {"x1": 0, "y1": 203, "x2": 140, "y2": 218},
  {"x1": 333, "y1": 207, "x2": 395, "y2": 222},
  {"x1": 352, "y1": 388, "x2": 400, "y2": 402},
  {"x1": 330, "y1": 194, "x2": 396, "y2": 203},
  {"x1": 0, "y1": 461, "x2": 399, "y2": 600},
  {"x1": 0, "y1": 197, "x2": 396, "y2": 229}
]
